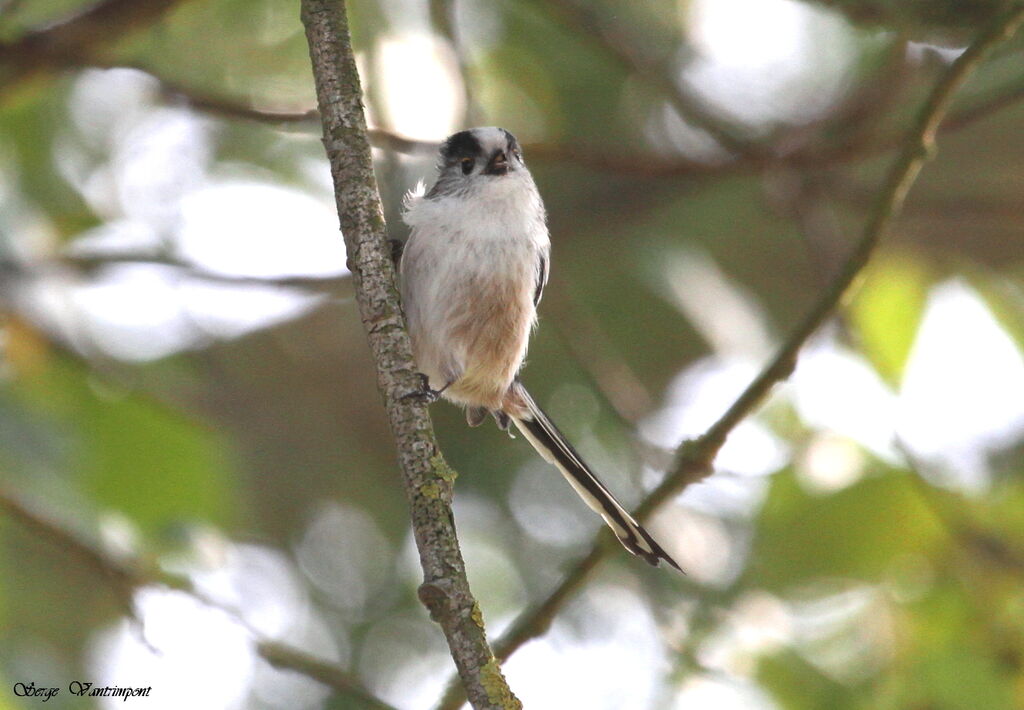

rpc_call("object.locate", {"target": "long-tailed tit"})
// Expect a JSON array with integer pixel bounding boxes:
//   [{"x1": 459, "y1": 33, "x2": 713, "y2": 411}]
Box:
[{"x1": 400, "y1": 127, "x2": 679, "y2": 571}]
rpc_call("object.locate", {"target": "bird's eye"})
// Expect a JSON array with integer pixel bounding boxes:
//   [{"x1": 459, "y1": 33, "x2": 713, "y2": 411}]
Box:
[
  {"x1": 460, "y1": 158, "x2": 474, "y2": 175},
  {"x1": 512, "y1": 148, "x2": 522, "y2": 161}
]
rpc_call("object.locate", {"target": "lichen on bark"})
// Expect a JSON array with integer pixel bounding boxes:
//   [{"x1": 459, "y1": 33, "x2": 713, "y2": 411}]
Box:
[{"x1": 299, "y1": 1, "x2": 519, "y2": 707}]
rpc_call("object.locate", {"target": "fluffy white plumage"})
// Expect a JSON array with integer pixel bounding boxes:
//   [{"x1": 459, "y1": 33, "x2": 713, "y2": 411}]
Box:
[
  {"x1": 401, "y1": 127, "x2": 548, "y2": 413},
  {"x1": 399, "y1": 127, "x2": 680, "y2": 571}
]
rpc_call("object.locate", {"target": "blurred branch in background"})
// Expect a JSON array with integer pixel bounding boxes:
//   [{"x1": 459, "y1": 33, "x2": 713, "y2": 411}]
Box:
[
  {"x1": 542, "y1": 0, "x2": 761, "y2": 157},
  {"x1": 149, "y1": 69, "x2": 319, "y2": 128},
  {"x1": 826, "y1": 173, "x2": 1024, "y2": 219},
  {"x1": 0, "y1": 488, "x2": 399, "y2": 710},
  {"x1": 1, "y1": 1, "x2": 1023, "y2": 707},
  {"x1": 3, "y1": 42, "x2": 1024, "y2": 182},
  {"x1": 670, "y1": 2, "x2": 1024, "y2": 467},
  {"x1": 0, "y1": 0, "x2": 191, "y2": 96},
  {"x1": 782, "y1": 34, "x2": 911, "y2": 158},
  {"x1": 765, "y1": 173, "x2": 851, "y2": 285},
  {"x1": 299, "y1": 1, "x2": 519, "y2": 708},
  {"x1": 0, "y1": 487, "x2": 141, "y2": 619},
  {"x1": 120, "y1": 61, "x2": 1024, "y2": 175},
  {"x1": 429, "y1": 0, "x2": 481, "y2": 126},
  {"x1": 545, "y1": 282, "x2": 656, "y2": 427},
  {"x1": 1, "y1": 253, "x2": 355, "y2": 295},
  {"x1": 941, "y1": 73, "x2": 1024, "y2": 130},
  {"x1": 896, "y1": 440, "x2": 1024, "y2": 579},
  {"x1": 256, "y1": 642, "x2": 402, "y2": 710},
  {"x1": 435, "y1": 5, "x2": 1024, "y2": 707}
]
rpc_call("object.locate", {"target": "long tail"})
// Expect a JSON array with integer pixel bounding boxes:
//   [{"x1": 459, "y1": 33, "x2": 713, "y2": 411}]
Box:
[{"x1": 509, "y1": 384, "x2": 682, "y2": 572}]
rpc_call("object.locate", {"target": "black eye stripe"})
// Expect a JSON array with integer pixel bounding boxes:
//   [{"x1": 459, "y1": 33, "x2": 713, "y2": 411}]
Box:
[
  {"x1": 439, "y1": 129, "x2": 524, "y2": 175},
  {"x1": 441, "y1": 130, "x2": 483, "y2": 162}
]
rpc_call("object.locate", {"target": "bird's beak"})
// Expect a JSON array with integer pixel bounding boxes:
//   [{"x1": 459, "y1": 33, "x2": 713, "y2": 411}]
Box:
[{"x1": 484, "y1": 151, "x2": 509, "y2": 176}]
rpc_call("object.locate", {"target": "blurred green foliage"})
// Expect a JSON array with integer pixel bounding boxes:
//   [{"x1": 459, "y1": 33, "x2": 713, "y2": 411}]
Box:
[
  {"x1": 850, "y1": 251, "x2": 931, "y2": 386},
  {"x1": 807, "y1": 0, "x2": 1005, "y2": 42},
  {"x1": 1, "y1": 0, "x2": 1023, "y2": 709},
  {"x1": 749, "y1": 467, "x2": 943, "y2": 589},
  {"x1": 7, "y1": 353, "x2": 235, "y2": 535}
]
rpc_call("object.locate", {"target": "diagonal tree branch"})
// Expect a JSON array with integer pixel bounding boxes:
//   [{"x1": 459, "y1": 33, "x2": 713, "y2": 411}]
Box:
[
  {"x1": 0, "y1": 487, "x2": 399, "y2": 709},
  {"x1": 435, "y1": 5, "x2": 1024, "y2": 708},
  {"x1": 0, "y1": 489, "x2": 143, "y2": 616},
  {"x1": 542, "y1": 0, "x2": 761, "y2": 157},
  {"x1": 155, "y1": 75, "x2": 320, "y2": 127},
  {"x1": 429, "y1": 0, "x2": 481, "y2": 126},
  {"x1": 2, "y1": 3, "x2": 1023, "y2": 182},
  {"x1": 150, "y1": 65, "x2": 1024, "y2": 176},
  {"x1": 941, "y1": 76, "x2": 1024, "y2": 132},
  {"x1": 0, "y1": 0, "x2": 193, "y2": 95},
  {"x1": 257, "y1": 641, "x2": 399, "y2": 710},
  {"x1": 298, "y1": 1, "x2": 519, "y2": 708},
  {"x1": 681, "y1": 7, "x2": 1024, "y2": 464},
  {"x1": 14, "y1": 51, "x2": 1024, "y2": 182},
  {"x1": 1, "y1": 254, "x2": 355, "y2": 295}
]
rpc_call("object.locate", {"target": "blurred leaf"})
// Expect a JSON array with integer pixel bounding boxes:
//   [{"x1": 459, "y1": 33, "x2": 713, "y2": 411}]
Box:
[
  {"x1": 964, "y1": 270, "x2": 1024, "y2": 355},
  {"x1": 849, "y1": 250, "x2": 931, "y2": 387},
  {"x1": 1, "y1": 0, "x2": 1024, "y2": 704},
  {"x1": 0, "y1": 78, "x2": 91, "y2": 228},
  {"x1": 117, "y1": 0, "x2": 315, "y2": 105},
  {"x1": 7, "y1": 354, "x2": 237, "y2": 538},
  {"x1": 909, "y1": 646, "x2": 1018, "y2": 709},
  {"x1": 0, "y1": 0, "x2": 92, "y2": 42},
  {"x1": 886, "y1": 591, "x2": 1020, "y2": 710},
  {"x1": 746, "y1": 466, "x2": 944, "y2": 590},
  {"x1": 757, "y1": 650, "x2": 857, "y2": 710},
  {"x1": 988, "y1": 472, "x2": 1024, "y2": 536},
  {"x1": 0, "y1": 674, "x2": 16, "y2": 710}
]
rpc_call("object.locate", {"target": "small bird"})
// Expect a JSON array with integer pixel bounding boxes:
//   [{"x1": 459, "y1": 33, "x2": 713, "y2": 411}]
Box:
[{"x1": 400, "y1": 127, "x2": 680, "y2": 571}]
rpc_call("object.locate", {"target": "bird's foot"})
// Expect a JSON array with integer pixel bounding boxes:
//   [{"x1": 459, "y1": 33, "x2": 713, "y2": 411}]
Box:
[{"x1": 401, "y1": 373, "x2": 446, "y2": 404}]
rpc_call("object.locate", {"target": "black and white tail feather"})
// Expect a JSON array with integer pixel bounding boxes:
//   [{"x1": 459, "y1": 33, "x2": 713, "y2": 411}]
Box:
[
  {"x1": 401, "y1": 127, "x2": 680, "y2": 572},
  {"x1": 511, "y1": 384, "x2": 682, "y2": 572}
]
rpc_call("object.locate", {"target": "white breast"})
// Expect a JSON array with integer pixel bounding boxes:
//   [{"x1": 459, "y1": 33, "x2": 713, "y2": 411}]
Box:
[{"x1": 400, "y1": 172, "x2": 550, "y2": 405}]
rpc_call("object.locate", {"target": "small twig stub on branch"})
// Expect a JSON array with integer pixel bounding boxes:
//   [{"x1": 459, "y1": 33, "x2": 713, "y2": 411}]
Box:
[{"x1": 298, "y1": 1, "x2": 520, "y2": 708}]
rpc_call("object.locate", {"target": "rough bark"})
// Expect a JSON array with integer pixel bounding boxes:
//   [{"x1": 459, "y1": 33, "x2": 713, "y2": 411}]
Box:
[{"x1": 298, "y1": 1, "x2": 520, "y2": 708}]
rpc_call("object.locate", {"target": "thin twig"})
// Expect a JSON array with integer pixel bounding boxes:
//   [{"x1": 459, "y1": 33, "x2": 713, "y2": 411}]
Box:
[
  {"x1": 769, "y1": 34, "x2": 909, "y2": 157},
  {"x1": 0, "y1": 489, "x2": 143, "y2": 615},
  {"x1": 930, "y1": 75, "x2": 1024, "y2": 132},
  {"x1": 896, "y1": 440, "x2": 1024, "y2": 577},
  {"x1": 827, "y1": 173, "x2": 1024, "y2": 218},
  {"x1": 156, "y1": 70, "x2": 1024, "y2": 176},
  {"x1": 544, "y1": 283, "x2": 655, "y2": 427},
  {"x1": 0, "y1": 488, "x2": 399, "y2": 708},
  {"x1": 258, "y1": 642, "x2": 399, "y2": 710},
  {"x1": 158, "y1": 79, "x2": 319, "y2": 126},
  {"x1": 149, "y1": 57, "x2": 1024, "y2": 175},
  {"x1": 2, "y1": 254, "x2": 355, "y2": 294},
  {"x1": 541, "y1": 0, "x2": 759, "y2": 157},
  {"x1": 429, "y1": 0, "x2": 481, "y2": 126},
  {"x1": 434, "y1": 6, "x2": 1024, "y2": 708},
  {"x1": 789, "y1": 70, "x2": 1024, "y2": 168},
  {"x1": 0, "y1": 0, "x2": 191, "y2": 95},
  {"x1": 690, "y1": 4, "x2": 1024, "y2": 461},
  {"x1": 299, "y1": 1, "x2": 519, "y2": 708},
  {"x1": 10, "y1": 50, "x2": 1024, "y2": 182}
]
